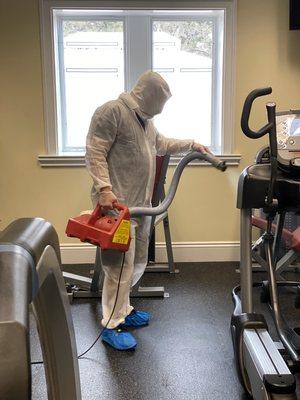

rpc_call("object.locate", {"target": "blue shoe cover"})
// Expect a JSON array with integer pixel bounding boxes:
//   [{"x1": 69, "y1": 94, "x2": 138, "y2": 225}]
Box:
[
  {"x1": 102, "y1": 328, "x2": 137, "y2": 351},
  {"x1": 122, "y1": 310, "x2": 150, "y2": 328}
]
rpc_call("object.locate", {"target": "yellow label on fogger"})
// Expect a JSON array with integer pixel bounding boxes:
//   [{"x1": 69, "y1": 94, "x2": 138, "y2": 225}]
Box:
[{"x1": 112, "y1": 220, "x2": 131, "y2": 245}]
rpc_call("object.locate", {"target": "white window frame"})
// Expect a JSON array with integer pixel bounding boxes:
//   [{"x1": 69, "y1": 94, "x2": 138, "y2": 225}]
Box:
[{"x1": 39, "y1": 0, "x2": 240, "y2": 167}]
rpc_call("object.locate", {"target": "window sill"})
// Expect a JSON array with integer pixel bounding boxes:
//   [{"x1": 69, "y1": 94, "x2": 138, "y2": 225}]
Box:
[{"x1": 38, "y1": 154, "x2": 241, "y2": 167}]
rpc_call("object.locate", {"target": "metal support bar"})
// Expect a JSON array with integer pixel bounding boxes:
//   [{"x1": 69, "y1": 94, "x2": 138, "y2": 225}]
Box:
[
  {"x1": 146, "y1": 211, "x2": 177, "y2": 274},
  {"x1": 146, "y1": 158, "x2": 176, "y2": 276},
  {"x1": 273, "y1": 212, "x2": 286, "y2": 264},
  {"x1": 252, "y1": 250, "x2": 268, "y2": 270},
  {"x1": 63, "y1": 272, "x2": 92, "y2": 290},
  {"x1": 90, "y1": 247, "x2": 103, "y2": 292},
  {"x1": 71, "y1": 286, "x2": 167, "y2": 299},
  {"x1": 130, "y1": 286, "x2": 168, "y2": 298},
  {"x1": 241, "y1": 208, "x2": 253, "y2": 313},
  {"x1": 162, "y1": 212, "x2": 176, "y2": 274},
  {"x1": 276, "y1": 250, "x2": 298, "y2": 275}
]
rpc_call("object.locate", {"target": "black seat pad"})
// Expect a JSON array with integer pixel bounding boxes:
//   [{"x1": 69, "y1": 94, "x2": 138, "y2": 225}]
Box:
[{"x1": 237, "y1": 164, "x2": 300, "y2": 210}]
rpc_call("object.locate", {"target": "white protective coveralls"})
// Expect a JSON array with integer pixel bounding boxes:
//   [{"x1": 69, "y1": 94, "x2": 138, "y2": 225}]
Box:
[{"x1": 86, "y1": 71, "x2": 194, "y2": 328}]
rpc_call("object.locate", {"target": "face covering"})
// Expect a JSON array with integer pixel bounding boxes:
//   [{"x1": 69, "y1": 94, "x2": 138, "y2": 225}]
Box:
[{"x1": 130, "y1": 71, "x2": 172, "y2": 120}]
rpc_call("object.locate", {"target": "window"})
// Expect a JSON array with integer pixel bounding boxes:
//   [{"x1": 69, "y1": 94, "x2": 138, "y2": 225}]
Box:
[
  {"x1": 56, "y1": 16, "x2": 125, "y2": 152},
  {"x1": 40, "y1": 2, "x2": 237, "y2": 164},
  {"x1": 152, "y1": 18, "x2": 220, "y2": 149}
]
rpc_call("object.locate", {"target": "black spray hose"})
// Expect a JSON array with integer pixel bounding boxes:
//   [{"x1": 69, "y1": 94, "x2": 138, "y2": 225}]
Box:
[{"x1": 129, "y1": 151, "x2": 227, "y2": 218}]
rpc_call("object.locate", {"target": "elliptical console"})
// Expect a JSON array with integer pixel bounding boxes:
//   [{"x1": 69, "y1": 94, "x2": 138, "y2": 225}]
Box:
[{"x1": 276, "y1": 110, "x2": 300, "y2": 173}]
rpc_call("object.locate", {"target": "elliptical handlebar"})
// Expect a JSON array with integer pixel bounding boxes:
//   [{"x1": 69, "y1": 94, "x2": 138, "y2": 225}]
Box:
[
  {"x1": 129, "y1": 151, "x2": 227, "y2": 217},
  {"x1": 241, "y1": 87, "x2": 273, "y2": 139},
  {"x1": 241, "y1": 87, "x2": 279, "y2": 208}
]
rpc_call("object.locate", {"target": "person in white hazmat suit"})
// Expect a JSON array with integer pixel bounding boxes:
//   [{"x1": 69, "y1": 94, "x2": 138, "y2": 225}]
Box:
[{"x1": 86, "y1": 71, "x2": 210, "y2": 351}]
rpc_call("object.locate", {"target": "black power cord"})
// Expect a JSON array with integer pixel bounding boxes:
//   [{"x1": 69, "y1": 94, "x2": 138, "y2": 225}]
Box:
[{"x1": 31, "y1": 252, "x2": 126, "y2": 365}]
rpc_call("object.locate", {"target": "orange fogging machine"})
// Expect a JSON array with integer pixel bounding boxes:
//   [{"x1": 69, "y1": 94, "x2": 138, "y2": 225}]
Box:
[{"x1": 65, "y1": 203, "x2": 131, "y2": 252}]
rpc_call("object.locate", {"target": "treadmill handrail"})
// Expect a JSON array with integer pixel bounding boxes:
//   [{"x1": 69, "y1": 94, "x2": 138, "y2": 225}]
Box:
[{"x1": 129, "y1": 151, "x2": 227, "y2": 217}]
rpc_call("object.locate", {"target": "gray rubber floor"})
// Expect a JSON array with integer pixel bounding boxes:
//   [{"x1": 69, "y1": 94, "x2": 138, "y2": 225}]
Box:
[{"x1": 30, "y1": 262, "x2": 300, "y2": 400}]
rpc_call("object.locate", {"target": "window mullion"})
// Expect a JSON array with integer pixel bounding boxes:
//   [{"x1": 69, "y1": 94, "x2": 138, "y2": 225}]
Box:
[
  {"x1": 124, "y1": 16, "x2": 129, "y2": 91},
  {"x1": 147, "y1": 16, "x2": 152, "y2": 73},
  {"x1": 126, "y1": 15, "x2": 151, "y2": 90}
]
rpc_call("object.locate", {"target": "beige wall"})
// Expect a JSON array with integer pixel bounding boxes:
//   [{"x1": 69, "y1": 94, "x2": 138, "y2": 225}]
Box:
[{"x1": 1, "y1": 0, "x2": 300, "y2": 245}]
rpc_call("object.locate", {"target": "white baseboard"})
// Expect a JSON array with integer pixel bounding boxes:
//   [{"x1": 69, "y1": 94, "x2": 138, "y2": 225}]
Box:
[{"x1": 60, "y1": 241, "x2": 240, "y2": 264}]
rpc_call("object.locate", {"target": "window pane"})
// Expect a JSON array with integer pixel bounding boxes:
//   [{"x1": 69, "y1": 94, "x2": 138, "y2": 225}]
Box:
[
  {"x1": 61, "y1": 20, "x2": 124, "y2": 151},
  {"x1": 152, "y1": 20, "x2": 213, "y2": 146}
]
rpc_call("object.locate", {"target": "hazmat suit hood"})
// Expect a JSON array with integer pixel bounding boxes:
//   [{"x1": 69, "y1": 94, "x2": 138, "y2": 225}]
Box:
[{"x1": 130, "y1": 71, "x2": 172, "y2": 120}]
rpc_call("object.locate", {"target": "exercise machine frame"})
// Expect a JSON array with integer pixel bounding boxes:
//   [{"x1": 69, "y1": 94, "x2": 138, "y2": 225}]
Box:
[
  {"x1": 231, "y1": 87, "x2": 300, "y2": 400},
  {"x1": 0, "y1": 218, "x2": 81, "y2": 399}
]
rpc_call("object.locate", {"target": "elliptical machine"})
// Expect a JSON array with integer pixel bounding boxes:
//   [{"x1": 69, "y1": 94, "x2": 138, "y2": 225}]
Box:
[{"x1": 231, "y1": 87, "x2": 300, "y2": 399}]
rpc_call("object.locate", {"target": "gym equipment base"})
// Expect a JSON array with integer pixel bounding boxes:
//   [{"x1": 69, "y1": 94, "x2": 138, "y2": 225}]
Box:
[{"x1": 64, "y1": 271, "x2": 169, "y2": 299}]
